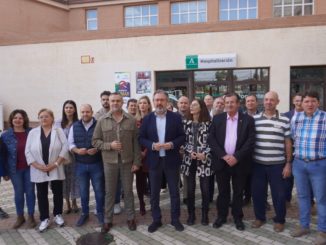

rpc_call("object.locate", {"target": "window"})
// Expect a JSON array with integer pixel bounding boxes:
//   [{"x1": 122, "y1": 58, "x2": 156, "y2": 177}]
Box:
[
  {"x1": 86, "y1": 9, "x2": 98, "y2": 30},
  {"x1": 171, "y1": 0, "x2": 207, "y2": 24},
  {"x1": 290, "y1": 66, "x2": 326, "y2": 110},
  {"x1": 219, "y1": 0, "x2": 257, "y2": 21},
  {"x1": 273, "y1": 0, "x2": 313, "y2": 17},
  {"x1": 124, "y1": 5, "x2": 158, "y2": 27},
  {"x1": 156, "y1": 68, "x2": 269, "y2": 111}
]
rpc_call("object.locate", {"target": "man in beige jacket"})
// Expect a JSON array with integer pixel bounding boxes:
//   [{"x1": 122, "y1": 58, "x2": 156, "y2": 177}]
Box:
[{"x1": 92, "y1": 92, "x2": 141, "y2": 232}]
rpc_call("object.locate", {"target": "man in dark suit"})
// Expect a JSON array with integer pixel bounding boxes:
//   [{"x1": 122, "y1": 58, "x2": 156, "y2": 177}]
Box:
[
  {"x1": 283, "y1": 93, "x2": 304, "y2": 207},
  {"x1": 139, "y1": 90, "x2": 185, "y2": 233},
  {"x1": 208, "y1": 92, "x2": 255, "y2": 231}
]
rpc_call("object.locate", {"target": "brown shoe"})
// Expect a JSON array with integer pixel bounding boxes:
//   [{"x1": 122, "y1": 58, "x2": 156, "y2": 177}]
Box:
[
  {"x1": 311, "y1": 204, "x2": 317, "y2": 216},
  {"x1": 127, "y1": 219, "x2": 137, "y2": 231},
  {"x1": 273, "y1": 223, "x2": 285, "y2": 232},
  {"x1": 251, "y1": 220, "x2": 265, "y2": 228},
  {"x1": 101, "y1": 223, "x2": 113, "y2": 233},
  {"x1": 290, "y1": 226, "x2": 310, "y2": 237},
  {"x1": 12, "y1": 215, "x2": 25, "y2": 229},
  {"x1": 26, "y1": 215, "x2": 37, "y2": 229},
  {"x1": 315, "y1": 232, "x2": 326, "y2": 245}
]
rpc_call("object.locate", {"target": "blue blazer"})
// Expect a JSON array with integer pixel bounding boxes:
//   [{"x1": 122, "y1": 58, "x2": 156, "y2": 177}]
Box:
[
  {"x1": 0, "y1": 138, "x2": 7, "y2": 177},
  {"x1": 283, "y1": 110, "x2": 294, "y2": 120},
  {"x1": 139, "y1": 111, "x2": 185, "y2": 170},
  {"x1": 1, "y1": 128, "x2": 31, "y2": 176}
]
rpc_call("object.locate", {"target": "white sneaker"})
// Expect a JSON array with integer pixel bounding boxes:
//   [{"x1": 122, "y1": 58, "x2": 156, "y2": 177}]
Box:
[
  {"x1": 114, "y1": 204, "x2": 122, "y2": 215},
  {"x1": 39, "y1": 218, "x2": 49, "y2": 232},
  {"x1": 54, "y1": 214, "x2": 64, "y2": 227}
]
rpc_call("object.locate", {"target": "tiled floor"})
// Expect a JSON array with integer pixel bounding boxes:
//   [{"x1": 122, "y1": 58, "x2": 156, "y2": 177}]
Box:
[{"x1": 0, "y1": 179, "x2": 316, "y2": 244}]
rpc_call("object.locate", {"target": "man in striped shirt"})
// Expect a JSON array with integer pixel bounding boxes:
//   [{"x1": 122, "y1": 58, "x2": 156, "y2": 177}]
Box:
[
  {"x1": 290, "y1": 91, "x2": 326, "y2": 245},
  {"x1": 251, "y1": 91, "x2": 292, "y2": 233}
]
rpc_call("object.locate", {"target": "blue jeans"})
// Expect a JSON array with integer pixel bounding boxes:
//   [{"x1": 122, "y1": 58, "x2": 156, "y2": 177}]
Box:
[
  {"x1": 76, "y1": 162, "x2": 104, "y2": 215},
  {"x1": 10, "y1": 168, "x2": 35, "y2": 216},
  {"x1": 293, "y1": 158, "x2": 326, "y2": 232},
  {"x1": 252, "y1": 163, "x2": 287, "y2": 224}
]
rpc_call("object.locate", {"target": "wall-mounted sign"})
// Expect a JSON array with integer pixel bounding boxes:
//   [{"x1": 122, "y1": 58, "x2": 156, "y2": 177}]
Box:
[
  {"x1": 186, "y1": 53, "x2": 237, "y2": 69},
  {"x1": 81, "y1": 55, "x2": 95, "y2": 64},
  {"x1": 115, "y1": 72, "x2": 131, "y2": 98},
  {"x1": 136, "y1": 71, "x2": 151, "y2": 94}
]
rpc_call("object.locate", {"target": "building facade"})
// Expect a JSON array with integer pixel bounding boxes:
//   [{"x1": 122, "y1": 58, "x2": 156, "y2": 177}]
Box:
[{"x1": 0, "y1": 0, "x2": 325, "y2": 124}]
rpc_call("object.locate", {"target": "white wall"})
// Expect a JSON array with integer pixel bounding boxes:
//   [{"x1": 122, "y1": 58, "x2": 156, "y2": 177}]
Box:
[{"x1": 0, "y1": 25, "x2": 325, "y2": 121}]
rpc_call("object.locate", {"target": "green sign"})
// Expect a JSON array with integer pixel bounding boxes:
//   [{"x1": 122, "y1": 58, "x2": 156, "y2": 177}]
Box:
[{"x1": 186, "y1": 55, "x2": 198, "y2": 69}]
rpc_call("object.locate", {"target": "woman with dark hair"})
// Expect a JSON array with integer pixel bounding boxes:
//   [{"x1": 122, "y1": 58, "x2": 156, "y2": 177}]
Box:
[
  {"x1": 1, "y1": 109, "x2": 36, "y2": 228},
  {"x1": 135, "y1": 96, "x2": 152, "y2": 215},
  {"x1": 181, "y1": 99, "x2": 213, "y2": 226},
  {"x1": 55, "y1": 100, "x2": 80, "y2": 214}
]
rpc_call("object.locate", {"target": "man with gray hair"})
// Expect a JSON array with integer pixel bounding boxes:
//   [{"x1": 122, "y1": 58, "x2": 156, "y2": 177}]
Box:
[
  {"x1": 139, "y1": 90, "x2": 185, "y2": 233},
  {"x1": 93, "y1": 93, "x2": 141, "y2": 232}
]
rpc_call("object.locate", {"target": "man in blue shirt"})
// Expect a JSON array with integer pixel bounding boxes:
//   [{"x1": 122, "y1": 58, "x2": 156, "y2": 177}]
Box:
[{"x1": 290, "y1": 91, "x2": 326, "y2": 245}]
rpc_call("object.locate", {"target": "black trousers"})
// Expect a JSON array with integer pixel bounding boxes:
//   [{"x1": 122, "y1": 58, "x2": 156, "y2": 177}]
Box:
[
  {"x1": 186, "y1": 160, "x2": 210, "y2": 213},
  {"x1": 209, "y1": 174, "x2": 215, "y2": 202},
  {"x1": 243, "y1": 174, "x2": 252, "y2": 201},
  {"x1": 36, "y1": 180, "x2": 63, "y2": 221},
  {"x1": 149, "y1": 157, "x2": 180, "y2": 223},
  {"x1": 216, "y1": 168, "x2": 247, "y2": 220}
]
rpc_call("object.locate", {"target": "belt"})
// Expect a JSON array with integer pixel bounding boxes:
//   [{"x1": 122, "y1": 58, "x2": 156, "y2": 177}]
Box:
[{"x1": 297, "y1": 157, "x2": 326, "y2": 163}]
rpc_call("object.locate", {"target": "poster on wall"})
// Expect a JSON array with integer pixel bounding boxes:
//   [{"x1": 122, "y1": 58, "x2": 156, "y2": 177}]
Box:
[
  {"x1": 115, "y1": 72, "x2": 131, "y2": 98},
  {"x1": 136, "y1": 71, "x2": 151, "y2": 94}
]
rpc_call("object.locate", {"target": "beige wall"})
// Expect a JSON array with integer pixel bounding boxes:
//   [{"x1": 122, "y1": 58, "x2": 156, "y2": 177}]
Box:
[{"x1": 0, "y1": 25, "x2": 325, "y2": 122}]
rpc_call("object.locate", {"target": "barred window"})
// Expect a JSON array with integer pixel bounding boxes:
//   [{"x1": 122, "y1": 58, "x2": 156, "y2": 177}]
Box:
[
  {"x1": 125, "y1": 5, "x2": 158, "y2": 27},
  {"x1": 219, "y1": 0, "x2": 257, "y2": 21},
  {"x1": 171, "y1": 0, "x2": 207, "y2": 24},
  {"x1": 273, "y1": 0, "x2": 313, "y2": 17}
]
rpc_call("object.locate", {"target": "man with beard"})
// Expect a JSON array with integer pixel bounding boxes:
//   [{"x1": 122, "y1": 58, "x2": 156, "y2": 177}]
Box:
[
  {"x1": 139, "y1": 90, "x2": 185, "y2": 233},
  {"x1": 93, "y1": 92, "x2": 141, "y2": 232},
  {"x1": 95, "y1": 91, "x2": 111, "y2": 120}
]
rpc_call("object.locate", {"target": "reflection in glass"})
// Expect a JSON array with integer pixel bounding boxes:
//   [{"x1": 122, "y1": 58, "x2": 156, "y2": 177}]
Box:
[
  {"x1": 284, "y1": 6, "x2": 292, "y2": 16},
  {"x1": 294, "y1": 6, "x2": 302, "y2": 16},
  {"x1": 304, "y1": 5, "x2": 313, "y2": 15}
]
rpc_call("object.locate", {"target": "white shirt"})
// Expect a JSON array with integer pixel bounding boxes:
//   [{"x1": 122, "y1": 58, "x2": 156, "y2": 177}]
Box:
[
  {"x1": 156, "y1": 113, "x2": 167, "y2": 157},
  {"x1": 68, "y1": 119, "x2": 95, "y2": 151}
]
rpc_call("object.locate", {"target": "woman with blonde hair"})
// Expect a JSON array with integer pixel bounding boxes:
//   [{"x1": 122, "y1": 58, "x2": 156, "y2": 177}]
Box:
[
  {"x1": 135, "y1": 96, "x2": 152, "y2": 215},
  {"x1": 25, "y1": 108, "x2": 69, "y2": 232}
]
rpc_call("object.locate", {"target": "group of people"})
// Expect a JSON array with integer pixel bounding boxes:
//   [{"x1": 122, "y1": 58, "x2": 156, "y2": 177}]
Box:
[{"x1": 0, "y1": 89, "x2": 325, "y2": 245}]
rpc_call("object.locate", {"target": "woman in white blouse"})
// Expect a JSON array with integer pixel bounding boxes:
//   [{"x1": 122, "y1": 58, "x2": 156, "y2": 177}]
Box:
[{"x1": 25, "y1": 108, "x2": 69, "y2": 232}]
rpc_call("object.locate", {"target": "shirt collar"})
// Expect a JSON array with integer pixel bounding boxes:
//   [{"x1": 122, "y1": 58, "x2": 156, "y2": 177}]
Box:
[
  {"x1": 155, "y1": 110, "x2": 167, "y2": 118},
  {"x1": 304, "y1": 109, "x2": 320, "y2": 118},
  {"x1": 261, "y1": 110, "x2": 279, "y2": 119},
  {"x1": 82, "y1": 118, "x2": 94, "y2": 127},
  {"x1": 227, "y1": 112, "x2": 238, "y2": 121}
]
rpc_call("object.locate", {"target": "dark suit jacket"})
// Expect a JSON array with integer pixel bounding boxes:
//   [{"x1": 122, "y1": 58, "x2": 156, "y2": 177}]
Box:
[
  {"x1": 283, "y1": 110, "x2": 294, "y2": 120},
  {"x1": 139, "y1": 111, "x2": 185, "y2": 170},
  {"x1": 208, "y1": 111, "x2": 255, "y2": 174}
]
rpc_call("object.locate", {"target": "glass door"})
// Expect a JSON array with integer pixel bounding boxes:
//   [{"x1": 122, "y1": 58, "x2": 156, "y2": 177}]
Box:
[{"x1": 290, "y1": 67, "x2": 326, "y2": 110}]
